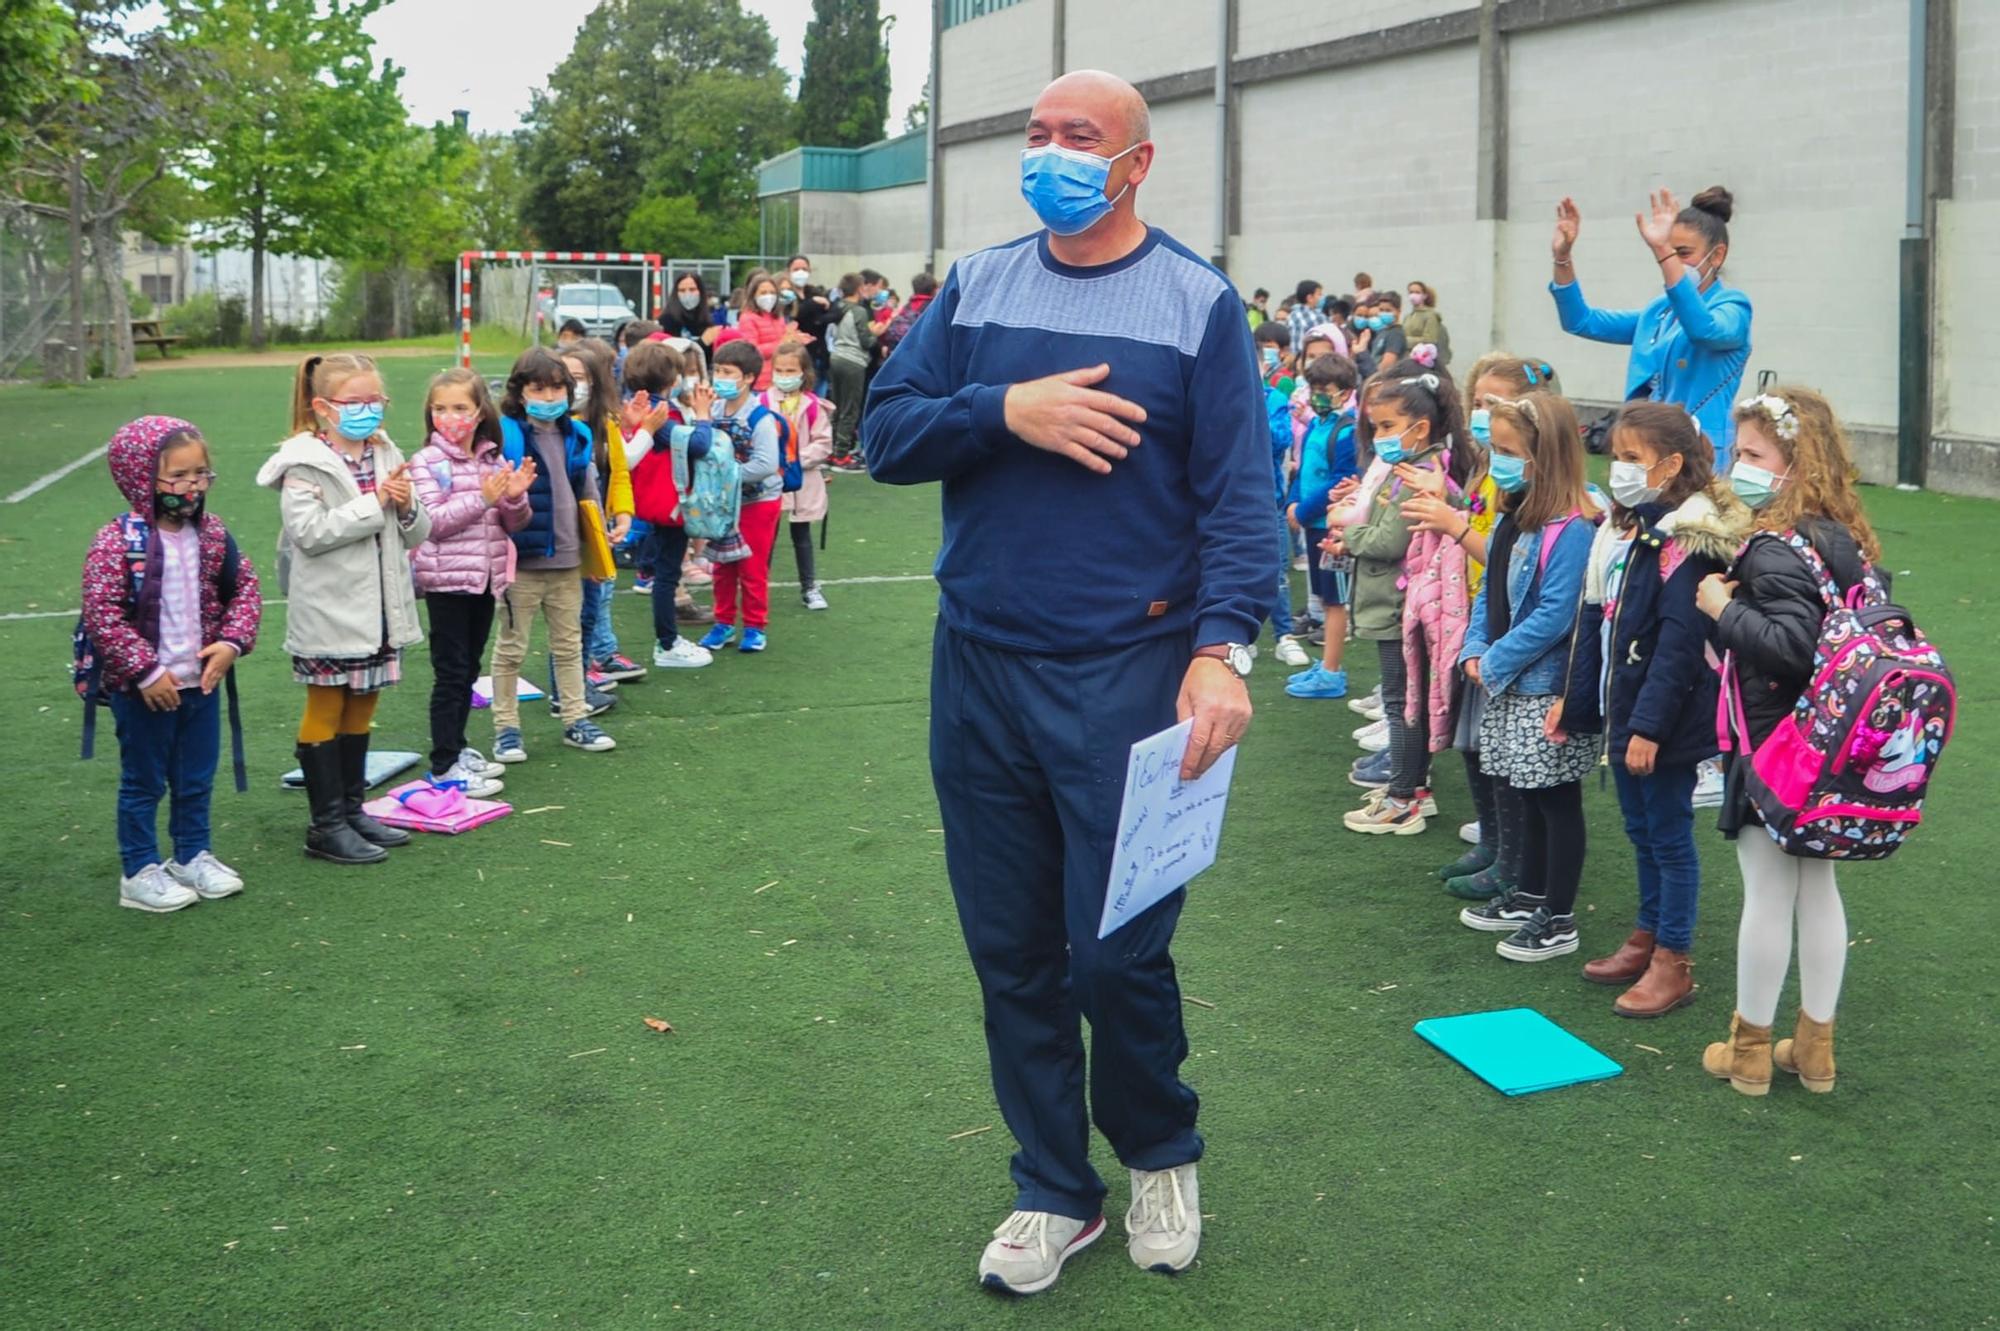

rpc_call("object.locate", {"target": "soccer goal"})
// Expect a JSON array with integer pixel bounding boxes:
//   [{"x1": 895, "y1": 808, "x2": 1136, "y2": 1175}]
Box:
[{"x1": 456, "y1": 250, "x2": 665, "y2": 367}]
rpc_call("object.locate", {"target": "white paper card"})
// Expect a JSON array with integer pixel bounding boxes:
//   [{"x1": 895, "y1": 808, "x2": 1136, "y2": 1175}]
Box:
[
  {"x1": 472, "y1": 675, "x2": 546, "y2": 702},
  {"x1": 1098, "y1": 718, "x2": 1238, "y2": 939}
]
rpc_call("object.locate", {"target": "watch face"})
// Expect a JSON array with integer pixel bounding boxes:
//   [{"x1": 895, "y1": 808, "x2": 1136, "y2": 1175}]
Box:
[{"x1": 1228, "y1": 644, "x2": 1255, "y2": 677}]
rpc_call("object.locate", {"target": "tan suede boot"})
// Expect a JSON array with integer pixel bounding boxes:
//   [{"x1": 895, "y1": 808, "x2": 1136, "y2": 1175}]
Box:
[
  {"x1": 1702, "y1": 1013, "x2": 1772, "y2": 1096},
  {"x1": 1614, "y1": 948, "x2": 1695, "y2": 1018},
  {"x1": 1772, "y1": 1010, "x2": 1837, "y2": 1093}
]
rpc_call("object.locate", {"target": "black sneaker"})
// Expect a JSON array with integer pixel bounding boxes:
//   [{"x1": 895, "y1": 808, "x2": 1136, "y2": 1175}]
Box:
[
  {"x1": 550, "y1": 684, "x2": 617, "y2": 719},
  {"x1": 1496, "y1": 908, "x2": 1581, "y2": 962},
  {"x1": 1459, "y1": 890, "x2": 1544, "y2": 933}
]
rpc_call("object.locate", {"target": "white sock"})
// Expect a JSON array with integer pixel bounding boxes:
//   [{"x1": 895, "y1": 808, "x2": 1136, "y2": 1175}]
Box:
[
  {"x1": 1733, "y1": 832, "x2": 1799, "y2": 1028},
  {"x1": 1794, "y1": 859, "x2": 1848, "y2": 1023},
  {"x1": 1307, "y1": 592, "x2": 1324, "y2": 617}
]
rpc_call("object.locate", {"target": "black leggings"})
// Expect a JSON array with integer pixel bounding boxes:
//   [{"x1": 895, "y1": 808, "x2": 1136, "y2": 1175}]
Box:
[
  {"x1": 1376, "y1": 637, "x2": 1432, "y2": 800},
  {"x1": 767, "y1": 519, "x2": 816, "y2": 588},
  {"x1": 1518, "y1": 779, "x2": 1586, "y2": 914},
  {"x1": 425, "y1": 590, "x2": 496, "y2": 775}
]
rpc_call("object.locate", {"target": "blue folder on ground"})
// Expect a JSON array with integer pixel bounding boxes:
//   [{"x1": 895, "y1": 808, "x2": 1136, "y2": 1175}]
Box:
[
  {"x1": 281, "y1": 750, "x2": 423, "y2": 791},
  {"x1": 1414, "y1": 1008, "x2": 1624, "y2": 1096}
]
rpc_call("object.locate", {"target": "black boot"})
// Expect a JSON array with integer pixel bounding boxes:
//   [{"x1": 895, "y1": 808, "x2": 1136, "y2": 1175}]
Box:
[
  {"x1": 338, "y1": 731, "x2": 410, "y2": 848},
  {"x1": 298, "y1": 742, "x2": 387, "y2": 865}
]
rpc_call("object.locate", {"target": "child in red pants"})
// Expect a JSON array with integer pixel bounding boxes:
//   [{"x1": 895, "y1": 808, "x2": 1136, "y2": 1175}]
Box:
[{"x1": 697, "y1": 338, "x2": 786, "y2": 654}]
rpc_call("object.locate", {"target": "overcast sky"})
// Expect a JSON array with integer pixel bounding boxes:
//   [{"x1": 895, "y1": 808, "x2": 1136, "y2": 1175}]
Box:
[{"x1": 367, "y1": 0, "x2": 932, "y2": 138}]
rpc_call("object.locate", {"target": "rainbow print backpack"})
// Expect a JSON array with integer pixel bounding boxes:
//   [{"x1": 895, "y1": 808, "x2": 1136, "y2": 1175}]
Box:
[{"x1": 1718, "y1": 531, "x2": 1954, "y2": 860}]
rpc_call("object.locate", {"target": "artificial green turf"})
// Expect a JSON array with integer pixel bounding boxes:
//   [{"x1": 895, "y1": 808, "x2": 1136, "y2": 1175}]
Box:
[{"x1": 3, "y1": 365, "x2": 1997, "y2": 1329}]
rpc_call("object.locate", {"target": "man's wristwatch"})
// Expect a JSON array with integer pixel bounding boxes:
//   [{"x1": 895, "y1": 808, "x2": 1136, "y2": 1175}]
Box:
[{"x1": 1194, "y1": 643, "x2": 1255, "y2": 679}]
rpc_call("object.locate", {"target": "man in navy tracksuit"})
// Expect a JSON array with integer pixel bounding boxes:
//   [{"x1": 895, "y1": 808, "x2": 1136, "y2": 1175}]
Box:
[{"x1": 865, "y1": 71, "x2": 1276, "y2": 1295}]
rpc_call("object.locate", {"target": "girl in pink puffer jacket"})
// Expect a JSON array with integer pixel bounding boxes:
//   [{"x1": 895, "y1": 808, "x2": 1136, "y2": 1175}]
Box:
[{"x1": 409, "y1": 369, "x2": 535, "y2": 790}]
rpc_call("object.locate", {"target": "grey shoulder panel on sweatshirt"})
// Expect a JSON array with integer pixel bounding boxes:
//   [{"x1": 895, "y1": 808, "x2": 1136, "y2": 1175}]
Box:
[{"x1": 950, "y1": 237, "x2": 1231, "y2": 358}]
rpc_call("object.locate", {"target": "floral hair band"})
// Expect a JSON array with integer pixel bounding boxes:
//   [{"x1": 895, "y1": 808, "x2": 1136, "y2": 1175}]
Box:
[
  {"x1": 1409, "y1": 343, "x2": 1439, "y2": 369},
  {"x1": 1739, "y1": 393, "x2": 1799, "y2": 441}
]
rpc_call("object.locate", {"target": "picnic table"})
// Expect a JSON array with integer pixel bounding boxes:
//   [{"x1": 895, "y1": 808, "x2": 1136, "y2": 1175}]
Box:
[{"x1": 82, "y1": 318, "x2": 185, "y2": 358}]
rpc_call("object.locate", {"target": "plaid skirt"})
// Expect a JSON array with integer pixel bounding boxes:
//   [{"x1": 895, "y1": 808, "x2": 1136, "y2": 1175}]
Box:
[{"x1": 293, "y1": 643, "x2": 402, "y2": 693}]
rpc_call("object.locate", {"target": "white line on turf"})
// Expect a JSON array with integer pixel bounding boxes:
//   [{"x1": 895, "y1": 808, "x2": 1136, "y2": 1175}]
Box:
[
  {"x1": 6, "y1": 444, "x2": 110, "y2": 504},
  {"x1": 0, "y1": 573, "x2": 936, "y2": 622}
]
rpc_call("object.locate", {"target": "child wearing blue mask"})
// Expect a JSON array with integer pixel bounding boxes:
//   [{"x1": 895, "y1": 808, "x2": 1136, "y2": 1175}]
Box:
[
  {"x1": 1254, "y1": 320, "x2": 1300, "y2": 651},
  {"x1": 1286, "y1": 353, "x2": 1361, "y2": 699},
  {"x1": 697, "y1": 338, "x2": 784, "y2": 654},
  {"x1": 260, "y1": 353, "x2": 432, "y2": 865},
  {"x1": 1370, "y1": 290, "x2": 1410, "y2": 372},
  {"x1": 487, "y1": 347, "x2": 616, "y2": 762}
]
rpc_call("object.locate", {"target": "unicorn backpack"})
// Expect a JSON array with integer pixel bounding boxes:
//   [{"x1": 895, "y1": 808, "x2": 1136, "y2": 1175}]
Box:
[{"x1": 1719, "y1": 531, "x2": 1955, "y2": 860}]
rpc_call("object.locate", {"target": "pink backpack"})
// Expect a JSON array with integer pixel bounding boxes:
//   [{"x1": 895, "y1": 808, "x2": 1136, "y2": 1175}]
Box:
[{"x1": 1718, "y1": 531, "x2": 1955, "y2": 860}]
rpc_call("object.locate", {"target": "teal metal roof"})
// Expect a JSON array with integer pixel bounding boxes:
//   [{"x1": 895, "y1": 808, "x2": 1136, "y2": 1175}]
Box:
[{"x1": 757, "y1": 132, "x2": 927, "y2": 198}]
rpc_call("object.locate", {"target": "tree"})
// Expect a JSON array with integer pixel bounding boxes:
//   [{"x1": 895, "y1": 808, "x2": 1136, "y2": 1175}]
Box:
[
  {"x1": 167, "y1": 0, "x2": 408, "y2": 348},
  {"x1": 517, "y1": 0, "x2": 794, "y2": 253},
  {"x1": 619, "y1": 193, "x2": 757, "y2": 261},
  {"x1": 9, "y1": 3, "x2": 203, "y2": 378},
  {"x1": 0, "y1": 0, "x2": 82, "y2": 166},
  {"x1": 461, "y1": 133, "x2": 527, "y2": 249},
  {"x1": 903, "y1": 75, "x2": 929, "y2": 135},
  {"x1": 796, "y1": 0, "x2": 890, "y2": 148}
]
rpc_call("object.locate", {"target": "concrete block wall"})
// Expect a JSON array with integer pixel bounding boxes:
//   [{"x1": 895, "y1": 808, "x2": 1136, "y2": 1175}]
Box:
[
  {"x1": 1937, "y1": 0, "x2": 2000, "y2": 444},
  {"x1": 938, "y1": 0, "x2": 1053, "y2": 125},
  {"x1": 1065, "y1": 0, "x2": 1214, "y2": 86},
  {"x1": 1235, "y1": 0, "x2": 1464, "y2": 61}
]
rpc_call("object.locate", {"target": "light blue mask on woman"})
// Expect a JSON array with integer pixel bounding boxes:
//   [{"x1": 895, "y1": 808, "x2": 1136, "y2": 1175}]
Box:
[
  {"x1": 1489, "y1": 452, "x2": 1530, "y2": 493},
  {"x1": 1019, "y1": 141, "x2": 1141, "y2": 236}
]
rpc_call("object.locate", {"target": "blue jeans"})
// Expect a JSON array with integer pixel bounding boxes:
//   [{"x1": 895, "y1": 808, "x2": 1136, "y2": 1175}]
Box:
[
  {"x1": 930, "y1": 622, "x2": 1203, "y2": 1221},
  {"x1": 579, "y1": 576, "x2": 619, "y2": 664},
  {"x1": 1270, "y1": 509, "x2": 1295, "y2": 637},
  {"x1": 1612, "y1": 761, "x2": 1701, "y2": 952},
  {"x1": 109, "y1": 686, "x2": 220, "y2": 876}
]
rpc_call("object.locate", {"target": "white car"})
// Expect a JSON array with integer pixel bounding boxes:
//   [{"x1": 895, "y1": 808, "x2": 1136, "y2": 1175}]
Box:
[{"x1": 541, "y1": 282, "x2": 639, "y2": 337}]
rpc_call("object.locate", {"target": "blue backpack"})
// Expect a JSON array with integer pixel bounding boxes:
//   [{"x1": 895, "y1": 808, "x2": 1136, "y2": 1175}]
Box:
[
  {"x1": 674, "y1": 421, "x2": 741, "y2": 541},
  {"x1": 73, "y1": 513, "x2": 248, "y2": 792}
]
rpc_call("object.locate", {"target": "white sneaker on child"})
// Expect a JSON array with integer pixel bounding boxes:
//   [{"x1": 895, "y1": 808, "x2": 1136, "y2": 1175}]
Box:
[
  {"x1": 434, "y1": 762, "x2": 504, "y2": 800},
  {"x1": 1126, "y1": 1163, "x2": 1201, "y2": 1273},
  {"x1": 120, "y1": 864, "x2": 198, "y2": 913},
  {"x1": 164, "y1": 850, "x2": 243, "y2": 900},
  {"x1": 978, "y1": 1209, "x2": 1105, "y2": 1295},
  {"x1": 802, "y1": 584, "x2": 829, "y2": 611},
  {"x1": 459, "y1": 746, "x2": 505, "y2": 779},
  {"x1": 1274, "y1": 635, "x2": 1310, "y2": 667},
  {"x1": 653, "y1": 637, "x2": 714, "y2": 669}
]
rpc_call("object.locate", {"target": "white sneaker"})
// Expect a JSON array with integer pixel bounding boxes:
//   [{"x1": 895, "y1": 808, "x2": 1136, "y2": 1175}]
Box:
[
  {"x1": 1459, "y1": 820, "x2": 1481, "y2": 846},
  {"x1": 458, "y1": 746, "x2": 505, "y2": 780},
  {"x1": 120, "y1": 864, "x2": 198, "y2": 913},
  {"x1": 978, "y1": 1209, "x2": 1105, "y2": 1295},
  {"x1": 1125, "y1": 1163, "x2": 1201, "y2": 1273},
  {"x1": 1274, "y1": 635, "x2": 1310, "y2": 667},
  {"x1": 1354, "y1": 717, "x2": 1390, "y2": 751},
  {"x1": 434, "y1": 761, "x2": 504, "y2": 800},
  {"x1": 652, "y1": 636, "x2": 714, "y2": 669},
  {"x1": 164, "y1": 850, "x2": 243, "y2": 900},
  {"x1": 802, "y1": 584, "x2": 829, "y2": 611},
  {"x1": 1347, "y1": 687, "x2": 1382, "y2": 718}
]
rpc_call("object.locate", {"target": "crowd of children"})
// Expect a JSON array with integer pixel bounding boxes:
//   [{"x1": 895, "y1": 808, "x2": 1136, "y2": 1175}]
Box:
[
  {"x1": 1254, "y1": 265, "x2": 1940, "y2": 1096},
  {"x1": 78, "y1": 247, "x2": 1942, "y2": 1099}
]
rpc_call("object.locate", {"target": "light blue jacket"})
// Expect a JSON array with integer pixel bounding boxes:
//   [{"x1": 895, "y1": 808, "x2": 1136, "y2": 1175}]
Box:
[
  {"x1": 1550, "y1": 273, "x2": 1752, "y2": 446},
  {"x1": 1460, "y1": 514, "x2": 1594, "y2": 698}
]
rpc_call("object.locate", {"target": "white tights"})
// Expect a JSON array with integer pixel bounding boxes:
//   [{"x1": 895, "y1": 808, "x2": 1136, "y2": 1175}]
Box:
[{"x1": 1734, "y1": 831, "x2": 1849, "y2": 1027}]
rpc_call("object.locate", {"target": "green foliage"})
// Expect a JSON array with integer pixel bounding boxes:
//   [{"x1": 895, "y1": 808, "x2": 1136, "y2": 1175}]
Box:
[
  {"x1": 797, "y1": 0, "x2": 891, "y2": 148},
  {"x1": 619, "y1": 193, "x2": 759, "y2": 262},
  {"x1": 162, "y1": 288, "x2": 222, "y2": 346},
  {"x1": 517, "y1": 0, "x2": 795, "y2": 251},
  {"x1": 461, "y1": 132, "x2": 528, "y2": 248},
  {"x1": 0, "y1": 0, "x2": 85, "y2": 165}
]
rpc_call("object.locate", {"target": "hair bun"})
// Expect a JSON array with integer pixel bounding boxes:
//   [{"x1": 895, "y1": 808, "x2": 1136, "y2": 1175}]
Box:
[{"x1": 1691, "y1": 186, "x2": 1734, "y2": 223}]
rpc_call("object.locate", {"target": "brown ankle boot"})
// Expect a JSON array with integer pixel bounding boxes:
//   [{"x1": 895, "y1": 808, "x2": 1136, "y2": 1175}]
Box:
[
  {"x1": 1702, "y1": 1013, "x2": 1772, "y2": 1096},
  {"x1": 1582, "y1": 929, "x2": 1655, "y2": 985},
  {"x1": 1614, "y1": 948, "x2": 1695, "y2": 1018},
  {"x1": 1773, "y1": 1010, "x2": 1836, "y2": 1093}
]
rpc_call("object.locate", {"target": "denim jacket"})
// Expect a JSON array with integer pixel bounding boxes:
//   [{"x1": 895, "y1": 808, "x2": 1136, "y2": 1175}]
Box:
[{"x1": 1460, "y1": 513, "x2": 1594, "y2": 698}]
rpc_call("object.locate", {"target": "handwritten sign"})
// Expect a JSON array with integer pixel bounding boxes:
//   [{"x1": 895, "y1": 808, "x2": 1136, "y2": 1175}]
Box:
[{"x1": 1098, "y1": 718, "x2": 1238, "y2": 939}]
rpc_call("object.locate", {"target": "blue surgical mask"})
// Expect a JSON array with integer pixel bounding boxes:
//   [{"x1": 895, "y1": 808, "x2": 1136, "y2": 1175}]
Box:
[
  {"x1": 1348, "y1": 315, "x2": 1365, "y2": 330},
  {"x1": 773, "y1": 374, "x2": 804, "y2": 394},
  {"x1": 1371, "y1": 313, "x2": 1393, "y2": 330},
  {"x1": 1730, "y1": 460, "x2": 1784, "y2": 510},
  {"x1": 1468, "y1": 408, "x2": 1492, "y2": 446},
  {"x1": 1019, "y1": 141, "x2": 1141, "y2": 237},
  {"x1": 335, "y1": 402, "x2": 383, "y2": 441},
  {"x1": 713, "y1": 376, "x2": 743, "y2": 402},
  {"x1": 524, "y1": 397, "x2": 569, "y2": 423},
  {"x1": 871, "y1": 291, "x2": 889, "y2": 309},
  {"x1": 1260, "y1": 347, "x2": 1280, "y2": 371},
  {"x1": 1489, "y1": 452, "x2": 1530, "y2": 494},
  {"x1": 1374, "y1": 434, "x2": 1407, "y2": 466}
]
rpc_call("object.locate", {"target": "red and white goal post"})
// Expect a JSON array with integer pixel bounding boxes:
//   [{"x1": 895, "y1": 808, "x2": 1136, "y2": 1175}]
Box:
[{"x1": 456, "y1": 250, "x2": 665, "y2": 367}]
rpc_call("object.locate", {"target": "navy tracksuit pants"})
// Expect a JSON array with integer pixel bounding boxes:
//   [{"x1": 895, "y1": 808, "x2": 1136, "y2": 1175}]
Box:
[{"x1": 930, "y1": 621, "x2": 1204, "y2": 1222}]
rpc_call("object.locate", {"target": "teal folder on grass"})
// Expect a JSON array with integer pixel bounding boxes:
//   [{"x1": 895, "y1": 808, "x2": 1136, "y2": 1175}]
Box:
[
  {"x1": 281, "y1": 750, "x2": 422, "y2": 791},
  {"x1": 1415, "y1": 1008, "x2": 1623, "y2": 1096}
]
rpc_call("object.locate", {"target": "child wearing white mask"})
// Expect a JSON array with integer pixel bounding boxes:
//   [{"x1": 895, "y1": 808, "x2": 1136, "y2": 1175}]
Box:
[{"x1": 735, "y1": 273, "x2": 795, "y2": 391}]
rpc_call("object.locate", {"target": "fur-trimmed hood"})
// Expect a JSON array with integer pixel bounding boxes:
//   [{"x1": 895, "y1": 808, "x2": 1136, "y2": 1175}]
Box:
[{"x1": 1657, "y1": 482, "x2": 1754, "y2": 565}]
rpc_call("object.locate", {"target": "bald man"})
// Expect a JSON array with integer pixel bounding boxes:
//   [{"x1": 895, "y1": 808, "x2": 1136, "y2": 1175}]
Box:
[{"x1": 865, "y1": 71, "x2": 1277, "y2": 1294}]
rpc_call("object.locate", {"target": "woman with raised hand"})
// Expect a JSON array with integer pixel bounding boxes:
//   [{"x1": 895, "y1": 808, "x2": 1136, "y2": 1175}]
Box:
[{"x1": 1548, "y1": 187, "x2": 1752, "y2": 446}]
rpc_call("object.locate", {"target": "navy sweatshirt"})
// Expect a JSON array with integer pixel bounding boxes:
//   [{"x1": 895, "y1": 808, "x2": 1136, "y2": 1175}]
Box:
[{"x1": 862, "y1": 228, "x2": 1278, "y2": 654}]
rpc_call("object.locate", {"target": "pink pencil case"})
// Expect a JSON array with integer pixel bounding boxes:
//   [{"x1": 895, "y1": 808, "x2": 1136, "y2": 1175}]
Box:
[{"x1": 362, "y1": 779, "x2": 512, "y2": 835}]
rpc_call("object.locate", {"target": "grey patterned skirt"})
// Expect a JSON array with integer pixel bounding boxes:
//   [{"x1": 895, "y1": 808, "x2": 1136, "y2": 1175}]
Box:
[{"x1": 1478, "y1": 689, "x2": 1602, "y2": 789}]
